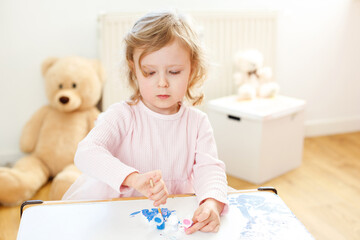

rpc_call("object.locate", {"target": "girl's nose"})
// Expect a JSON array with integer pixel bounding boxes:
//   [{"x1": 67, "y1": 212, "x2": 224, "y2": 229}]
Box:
[{"x1": 158, "y1": 74, "x2": 169, "y2": 88}]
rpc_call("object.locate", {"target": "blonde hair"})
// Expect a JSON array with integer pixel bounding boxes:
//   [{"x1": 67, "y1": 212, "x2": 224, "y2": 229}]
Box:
[{"x1": 124, "y1": 9, "x2": 207, "y2": 106}]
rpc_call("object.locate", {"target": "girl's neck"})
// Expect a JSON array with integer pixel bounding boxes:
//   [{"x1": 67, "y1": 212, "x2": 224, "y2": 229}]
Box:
[{"x1": 140, "y1": 97, "x2": 182, "y2": 115}]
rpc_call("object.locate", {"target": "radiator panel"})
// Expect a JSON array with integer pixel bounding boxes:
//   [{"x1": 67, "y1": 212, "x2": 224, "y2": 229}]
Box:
[{"x1": 98, "y1": 11, "x2": 278, "y2": 109}]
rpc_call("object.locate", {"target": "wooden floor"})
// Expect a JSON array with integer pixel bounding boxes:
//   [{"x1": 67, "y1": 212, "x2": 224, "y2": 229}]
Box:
[{"x1": 1, "y1": 132, "x2": 359, "y2": 240}]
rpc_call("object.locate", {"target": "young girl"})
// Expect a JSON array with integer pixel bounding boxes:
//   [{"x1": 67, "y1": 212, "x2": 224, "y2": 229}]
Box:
[{"x1": 63, "y1": 9, "x2": 228, "y2": 234}]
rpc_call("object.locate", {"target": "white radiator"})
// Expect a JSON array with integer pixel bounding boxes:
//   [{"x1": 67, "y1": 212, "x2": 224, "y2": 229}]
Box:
[{"x1": 98, "y1": 11, "x2": 278, "y2": 110}]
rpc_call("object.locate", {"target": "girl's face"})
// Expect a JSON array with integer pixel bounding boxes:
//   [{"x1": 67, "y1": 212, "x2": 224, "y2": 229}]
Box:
[{"x1": 133, "y1": 39, "x2": 191, "y2": 115}]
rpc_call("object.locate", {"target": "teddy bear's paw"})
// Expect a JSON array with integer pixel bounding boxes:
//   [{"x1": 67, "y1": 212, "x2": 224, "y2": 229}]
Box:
[
  {"x1": 238, "y1": 84, "x2": 257, "y2": 100},
  {"x1": 49, "y1": 166, "x2": 81, "y2": 200},
  {"x1": 0, "y1": 168, "x2": 33, "y2": 205},
  {"x1": 259, "y1": 82, "x2": 280, "y2": 98},
  {"x1": 233, "y1": 72, "x2": 243, "y2": 85},
  {"x1": 49, "y1": 177, "x2": 73, "y2": 200}
]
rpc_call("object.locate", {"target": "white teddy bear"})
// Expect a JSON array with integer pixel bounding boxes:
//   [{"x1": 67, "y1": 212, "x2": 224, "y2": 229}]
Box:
[{"x1": 233, "y1": 49, "x2": 279, "y2": 100}]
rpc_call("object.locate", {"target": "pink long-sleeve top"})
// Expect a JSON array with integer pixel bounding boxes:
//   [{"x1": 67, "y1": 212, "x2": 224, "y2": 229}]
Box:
[{"x1": 63, "y1": 100, "x2": 228, "y2": 207}]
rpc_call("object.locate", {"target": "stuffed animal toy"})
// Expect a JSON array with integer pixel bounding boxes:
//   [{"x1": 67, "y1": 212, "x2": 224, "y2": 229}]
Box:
[
  {"x1": 233, "y1": 49, "x2": 279, "y2": 100},
  {"x1": 0, "y1": 56, "x2": 105, "y2": 206}
]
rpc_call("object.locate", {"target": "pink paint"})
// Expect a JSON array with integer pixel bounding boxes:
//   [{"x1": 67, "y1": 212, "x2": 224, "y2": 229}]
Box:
[
  {"x1": 182, "y1": 218, "x2": 193, "y2": 230},
  {"x1": 183, "y1": 219, "x2": 191, "y2": 225}
]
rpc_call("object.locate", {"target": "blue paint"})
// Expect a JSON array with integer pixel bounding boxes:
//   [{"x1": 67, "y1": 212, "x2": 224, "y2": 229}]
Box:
[
  {"x1": 141, "y1": 209, "x2": 158, "y2": 222},
  {"x1": 129, "y1": 208, "x2": 178, "y2": 231},
  {"x1": 129, "y1": 208, "x2": 175, "y2": 222},
  {"x1": 228, "y1": 193, "x2": 308, "y2": 238},
  {"x1": 154, "y1": 217, "x2": 162, "y2": 223},
  {"x1": 154, "y1": 213, "x2": 165, "y2": 230},
  {"x1": 129, "y1": 211, "x2": 141, "y2": 216},
  {"x1": 157, "y1": 222, "x2": 165, "y2": 230},
  {"x1": 159, "y1": 208, "x2": 175, "y2": 219},
  {"x1": 229, "y1": 194, "x2": 266, "y2": 229}
]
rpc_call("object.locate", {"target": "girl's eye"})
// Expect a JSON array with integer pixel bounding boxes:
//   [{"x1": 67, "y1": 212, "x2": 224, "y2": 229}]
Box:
[
  {"x1": 147, "y1": 72, "x2": 155, "y2": 76},
  {"x1": 59, "y1": 84, "x2": 63, "y2": 89},
  {"x1": 72, "y1": 83, "x2": 77, "y2": 88},
  {"x1": 170, "y1": 71, "x2": 181, "y2": 75}
]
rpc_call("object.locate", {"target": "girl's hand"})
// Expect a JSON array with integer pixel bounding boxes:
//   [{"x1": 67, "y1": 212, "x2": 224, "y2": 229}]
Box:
[
  {"x1": 123, "y1": 170, "x2": 169, "y2": 206},
  {"x1": 185, "y1": 198, "x2": 225, "y2": 235}
]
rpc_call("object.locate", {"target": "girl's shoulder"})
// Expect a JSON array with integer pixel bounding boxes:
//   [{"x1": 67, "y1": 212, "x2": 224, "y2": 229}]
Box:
[
  {"x1": 97, "y1": 101, "x2": 135, "y2": 124},
  {"x1": 104, "y1": 101, "x2": 133, "y2": 115},
  {"x1": 184, "y1": 106, "x2": 213, "y2": 133},
  {"x1": 183, "y1": 105, "x2": 209, "y2": 122}
]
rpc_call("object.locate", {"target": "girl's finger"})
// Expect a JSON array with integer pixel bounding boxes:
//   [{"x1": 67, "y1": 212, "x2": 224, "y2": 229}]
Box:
[
  {"x1": 152, "y1": 170, "x2": 162, "y2": 183},
  {"x1": 199, "y1": 221, "x2": 219, "y2": 232},
  {"x1": 191, "y1": 206, "x2": 203, "y2": 222},
  {"x1": 150, "y1": 180, "x2": 166, "y2": 194},
  {"x1": 197, "y1": 208, "x2": 211, "y2": 222},
  {"x1": 185, "y1": 220, "x2": 207, "y2": 235},
  {"x1": 151, "y1": 188, "x2": 167, "y2": 202},
  {"x1": 154, "y1": 192, "x2": 168, "y2": 206}
]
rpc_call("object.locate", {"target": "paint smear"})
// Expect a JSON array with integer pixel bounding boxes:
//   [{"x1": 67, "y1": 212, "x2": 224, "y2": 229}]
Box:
[
  {"x1": 130, "y1": 207, "x2": 191, "y2": 239},
  {"x1": 130, "y1": 208, "x2": 175, "y2": 222},
  {"x1": 129, "y1": 211, "x2": 141, "y2": 216}
]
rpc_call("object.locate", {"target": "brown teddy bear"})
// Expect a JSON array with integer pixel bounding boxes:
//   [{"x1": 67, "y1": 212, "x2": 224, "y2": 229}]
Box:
[{"x1": 0, "y1": 56, "x2": 105, "y2": 206}]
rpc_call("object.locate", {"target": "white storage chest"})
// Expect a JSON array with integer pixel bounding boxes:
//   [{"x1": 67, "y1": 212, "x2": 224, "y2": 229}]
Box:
[{"x1": 207, "y1": 95, "x2": 306, "y2": 184}]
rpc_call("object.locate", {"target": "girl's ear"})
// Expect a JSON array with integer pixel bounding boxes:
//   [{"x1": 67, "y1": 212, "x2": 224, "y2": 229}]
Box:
[
  {"x1": 128, "y1": 60, "x2": 137, "y2": 80},
  {"x1": 129, "y1": 60, "x2": 135, "y2": 71},
  {"x1": 189, "y1": 61, "x2": 197, "y2": 82}
]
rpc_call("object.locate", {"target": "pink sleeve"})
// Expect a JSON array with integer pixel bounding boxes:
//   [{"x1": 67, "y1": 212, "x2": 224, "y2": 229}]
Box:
[
  {"x1": 74, "y1": 103, "x2": 138, "y2": 193},
  {"x1": 192, "y1": 113, "x2": 229, "y2": 214}
]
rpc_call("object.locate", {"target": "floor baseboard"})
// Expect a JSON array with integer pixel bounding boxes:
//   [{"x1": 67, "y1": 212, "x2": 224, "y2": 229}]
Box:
[{"x1": 305, "y1": 116, "x2": 360, "y2": 137}]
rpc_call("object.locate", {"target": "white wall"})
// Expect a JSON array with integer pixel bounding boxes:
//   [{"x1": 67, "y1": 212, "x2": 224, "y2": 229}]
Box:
[{"x1": 1, "y1": 0, "x2": 359, "y2": 165}]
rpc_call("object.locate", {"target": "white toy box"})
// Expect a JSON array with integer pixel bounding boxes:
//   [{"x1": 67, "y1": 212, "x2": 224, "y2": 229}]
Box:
[{"x1": 207, "y1": 95, "x2": 306, "y2": 184}]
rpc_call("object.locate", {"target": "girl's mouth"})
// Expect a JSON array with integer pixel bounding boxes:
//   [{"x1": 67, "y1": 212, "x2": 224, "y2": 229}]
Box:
[{"x1": 157, "y1": 95, "x2": 170, "y2": 100}]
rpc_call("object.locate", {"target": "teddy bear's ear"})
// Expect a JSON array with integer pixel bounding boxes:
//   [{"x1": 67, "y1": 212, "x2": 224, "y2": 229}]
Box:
[
  {"x1": 92, "y1": 60, "x2": 106, "y2": 83},
  {"x1": 42, "y1": 57, "x2": 58, "y2": 76}
]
